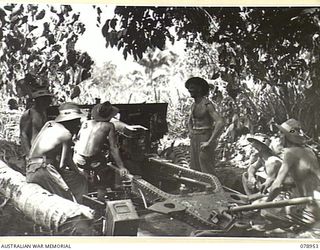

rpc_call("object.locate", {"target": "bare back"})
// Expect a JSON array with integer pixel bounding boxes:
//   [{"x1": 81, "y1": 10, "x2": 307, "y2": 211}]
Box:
[
  {"x1": 286, "y1": 147, "x2": 320, "y2": 195},
  {"x1": 29, "y1": 121, "x2": 72, "y2": 160},
  {"x1": 269, "y1": 146, "x2": 320, "y2": 200},
  {"x1": 74, "y1": 120, "x2": 112, "y2": 157},
  {"x1": 20, "y1": 107, "x2": 48, "y2": 154},
  {"x1": 30, "y1": 108, "x2": 48, "y2": 143}
]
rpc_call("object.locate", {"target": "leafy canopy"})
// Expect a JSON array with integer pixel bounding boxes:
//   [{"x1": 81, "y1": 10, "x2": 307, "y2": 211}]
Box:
[
  {"x1": 100, "y1": 7, "x2": 320, "y2": 88},
  {"x1": 0, "y1": 4, "x2": 94, "y2": 101}
]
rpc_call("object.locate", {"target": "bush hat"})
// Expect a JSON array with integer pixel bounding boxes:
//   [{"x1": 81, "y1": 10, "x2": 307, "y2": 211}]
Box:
[
  {"x1": 275, "y1": 118, "x2": 307, "y2": 145},
  {"x1": 185, "y1": 77, "x2": 210, "y2": 96},
  {"x1": 55, "y1": 102, "x2": 85, "y2": 123},
  {"x1": 247, "y1": 134, "x2": 274, "y2": 158},
  {"x1": 32, "y1": 89, "x2": 52, "y2": 99},
  {"x1": 91, "y1": 101, "x2": 119, "y2": 122},
  {"x1": 247, "y1": 133, "x2": 270, "y2": 145}
]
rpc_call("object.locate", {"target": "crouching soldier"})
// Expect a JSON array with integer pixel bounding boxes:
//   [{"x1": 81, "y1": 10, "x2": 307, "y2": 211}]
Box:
[
  {"x1": 267, "y1": 119, "x2": 320, "y2": 216},
  {"x1": 26, "y1": 102, "x2": 88, "y2": 203},
  {"x1": 257, "y1": 119, "x2": 320, "y2": 230},
  {"x1": 73, "y1": 101, "x2": 129, "y2": 201}
]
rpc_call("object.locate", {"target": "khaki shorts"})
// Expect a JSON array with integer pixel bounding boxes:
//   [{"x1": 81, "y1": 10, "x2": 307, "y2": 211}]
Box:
[{"x1": 26, "y1": 162, "x2": 69, "y2": 192}]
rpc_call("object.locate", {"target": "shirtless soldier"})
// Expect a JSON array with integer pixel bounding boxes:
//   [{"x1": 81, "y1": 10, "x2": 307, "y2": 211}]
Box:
[
  {"x1": 20, "y1": 89, "x2": 52, "y2": 156},
  {"x1": 26, "y1": 102, "x2": 87, "y2": 203},
  {"x1": 73, "y1": 101, "x2": 129, "y2": 201},
  {"x1": 185, "y1": 77, "x2": 224, "y2": 174},
  {"x1": 266, "y1": 119, "x2": 320, "y2": 201},
  {"x1": 260, "y1": 118, "x2": 320, "y2": 224}
]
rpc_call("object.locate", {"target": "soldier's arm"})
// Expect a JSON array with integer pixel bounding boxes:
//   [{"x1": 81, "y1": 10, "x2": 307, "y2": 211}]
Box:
[
  {"x1": 108, "y1": 123, "x2": 127, "y2": 173},
  {"x1": 19, "y1": 111, "x2": 32, "y2": 156},
  {"x1": 247, "y1": 156, "x2": 263, "y2": 183},
  {"x1": 57, "y1": 131, "x2": 79, "y2": 172},
  {"x1": 259, "y1": 157, "x2": 281, "y2": 193},
  {"x1": 188, "y1": 105, "x2": 193, "y2": 137},
  {"x1": 206, "y1": 103, "x2": 225, "y2": 145},
  {"x1": 58, "y1": 141, "x2": 81, "y2": 176},
  {"x1": 108, "y1": 124, "x2": 129, "y2": 177},
  {"x1": 266, "y1": 150, "x2": 292, "y2": 201},
  {"x1": 59, "y1": 141, "x2": 69, "y2": 169}
]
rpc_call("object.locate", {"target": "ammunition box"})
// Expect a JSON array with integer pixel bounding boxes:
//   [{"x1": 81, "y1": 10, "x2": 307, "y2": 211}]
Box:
[{"x1": 105, "y1": 199, "x2": 139, "y2": 236}]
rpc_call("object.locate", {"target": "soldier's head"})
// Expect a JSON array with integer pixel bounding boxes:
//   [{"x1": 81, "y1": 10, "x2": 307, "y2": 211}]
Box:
[
  {"x1": 91, "y1": 101, "x2": 119, "y2": 122},
  {"x1": 55, "y1": 102, "x2": 85, "y2": 134},
  {"x1": 185, "y1": 77, "x2": 209, "y2": 98},
  {"x1": 7, "y1": 98, "x2": 18, "y2": 110},
  {"x1": 275, "y1": 118, "x2": 307, "y2": 146},
  {"x1": 32, "y1": 89, "x2": 52, "y2": 107}
]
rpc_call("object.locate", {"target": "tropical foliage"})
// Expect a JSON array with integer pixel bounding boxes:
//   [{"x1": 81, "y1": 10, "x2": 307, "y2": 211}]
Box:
[
  {"x1": 0, "y1": 3, "x2": 94, "y2": 104},
  {"x1": 0, "y1": 4, "x2": 320, "y2": 141},
  {"x1": 99, "y1": 6, "x2": 320, "y2": 139}
]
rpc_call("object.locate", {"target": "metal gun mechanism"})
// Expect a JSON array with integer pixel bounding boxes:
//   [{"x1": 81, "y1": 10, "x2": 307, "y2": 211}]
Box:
[{"x1": 127, "y1": 157, "x2": 249, "y2": 230}]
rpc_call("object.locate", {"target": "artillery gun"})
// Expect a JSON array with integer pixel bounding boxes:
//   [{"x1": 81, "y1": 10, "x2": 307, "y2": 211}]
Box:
[{"x1": 46, "y1": 101, "x2": 251, "y2": 234}]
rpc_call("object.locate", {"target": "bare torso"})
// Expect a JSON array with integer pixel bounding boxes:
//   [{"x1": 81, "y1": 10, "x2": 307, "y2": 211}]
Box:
[
  {"x1": 191, "y1": 98, "x2": 214, "y2": 128},
  {"x1": 268, "y1": 146, "x2": 320, "y2": 201},
  {"x1": 20, "y1": 106, "x2": 48, "y2": 154},
  {"x1": 74, "y1": 120, "x2": 112, "y2": 157},
  {"x1": 30, "y1": 108, "x2": 48, "y2": 143},
  {"x1": 286, "y1": 147, "x2": 320, "y2": 196},
  {"x1": 29, "y1": 121, "x2": 72, "y2": 161},
  {"x1": 29, "y1": 107, "x2": 48, "y2": 138}
]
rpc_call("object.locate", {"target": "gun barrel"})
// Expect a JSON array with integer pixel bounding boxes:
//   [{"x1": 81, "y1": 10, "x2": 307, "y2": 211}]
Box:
[{"x1": 228, "y1": 196, "x2": 315, "y2": 213}]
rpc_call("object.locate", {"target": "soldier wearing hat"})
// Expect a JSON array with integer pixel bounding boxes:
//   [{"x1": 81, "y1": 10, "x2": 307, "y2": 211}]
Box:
[
  {"x1": 185, "y1": 77, "x2": 224, "y2": 174},
  {"x1": 266, "y1": 119, "x2": 320, "y2": 205},
  {"x1": 26, "y1": 102, "x2": 87, "y2": 203},
  {"x1": 73, "y1": 101, "x2": 128, "y2": 201},
  {"x1": 20, "y1": 89, "x2": 53, "y2": 157},
  {"x1": 242, "y1": 134, "x2": 283, "y2": 195}
]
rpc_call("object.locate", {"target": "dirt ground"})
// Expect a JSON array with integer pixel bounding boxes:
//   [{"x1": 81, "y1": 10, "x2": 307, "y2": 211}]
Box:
[{"x1": 0, "y1": 198, "x2": 35, "y2": 236}]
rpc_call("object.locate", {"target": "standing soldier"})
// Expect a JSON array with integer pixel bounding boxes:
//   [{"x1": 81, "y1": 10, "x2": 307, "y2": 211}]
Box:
[
  {"x1": 20, "y1": 89, "x2": 52, "y2": 156},
  {"x1": 185, "y1": 77, "x2": 224, "y2": 174}
]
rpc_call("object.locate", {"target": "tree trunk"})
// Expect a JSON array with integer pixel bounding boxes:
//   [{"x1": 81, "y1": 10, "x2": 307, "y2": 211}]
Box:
[{"x1": 0, "y1": 160, "x2": 94, "y2": 234}]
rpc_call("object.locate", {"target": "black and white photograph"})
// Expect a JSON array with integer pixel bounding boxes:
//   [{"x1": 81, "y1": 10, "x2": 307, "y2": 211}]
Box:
[{"x1": 0, "y1": 2, "x2": 320, "y2": 242}]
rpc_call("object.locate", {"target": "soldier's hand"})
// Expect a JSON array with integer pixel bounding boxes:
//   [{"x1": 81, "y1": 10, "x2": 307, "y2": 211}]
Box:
[
  {"x1": 80, "y1": 170, "x2": 94, "y2": 183},
  {"x1": 260, "y1": 179, "x2": 273, "y2": 194},
  {"x1": 259, "y1": 183, "x2": 267, "y2": 194},
  {"x1": 200, "y1": 141, "x2": 210, "y2": 151},
  {"x1": 119, "y1": 167, "x2": 129, "y2": 177},
  {"x1": 248, "y1": 176, "x2": 257, "y2": 189}
]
